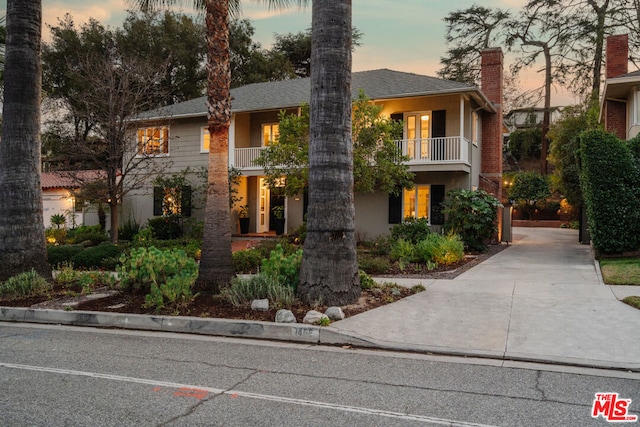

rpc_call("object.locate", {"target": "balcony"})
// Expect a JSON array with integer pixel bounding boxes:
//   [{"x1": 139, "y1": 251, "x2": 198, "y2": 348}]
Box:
[{"x1": 233, "y1": 136, "x2": 471, "y2": 171}]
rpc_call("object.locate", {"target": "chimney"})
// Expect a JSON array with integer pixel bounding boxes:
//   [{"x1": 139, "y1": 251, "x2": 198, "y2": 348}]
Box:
[
  {"x1": 605, "y1": 34, "x2": 629, "y2": 139},
  {"x1": 606, "y1": 34, "x2": 629, "y2": 79},
  {"x1": 479, "y1": 48, "x2": 503, "y2": 199}
]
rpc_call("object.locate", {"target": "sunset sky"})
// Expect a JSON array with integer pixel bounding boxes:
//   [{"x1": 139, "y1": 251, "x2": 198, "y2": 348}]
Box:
[{"x1": 1, "y1": 0, "x2": 580, "y2": 106}]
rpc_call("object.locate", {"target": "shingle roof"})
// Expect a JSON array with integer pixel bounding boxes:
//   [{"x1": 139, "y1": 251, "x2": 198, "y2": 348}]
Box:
[
  {"x1": 136, "y1": 69, "x2": 482, "y2": 120},
  {"x1": 41, "y1": 170, "x2": 107, "y2": 189}
]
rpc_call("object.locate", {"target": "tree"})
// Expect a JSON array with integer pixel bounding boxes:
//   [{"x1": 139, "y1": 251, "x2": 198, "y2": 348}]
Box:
[
  {"x1": 298, "y1": 0, "x2": 360, "y2": 306},
  {"x1": 255, "y1": 92, "x2": 413, "y2": 197},
  {"x1": 438, "y1": 5, "x2": 510, "y2": 85},
  {"x1": 508, "y1": 171, "x2": 551, "y2": 220},
  {"x1": 129, "y1": 0, "x2": 307, "y2": 293},
  {"x1": 0, "y1": 0, "x2": 51, "y2": 281}
]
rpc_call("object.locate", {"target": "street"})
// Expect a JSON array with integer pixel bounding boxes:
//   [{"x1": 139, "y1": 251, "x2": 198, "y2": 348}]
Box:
[{"x1": 1, "y1": 322, "x2": 638, "y2": 426}]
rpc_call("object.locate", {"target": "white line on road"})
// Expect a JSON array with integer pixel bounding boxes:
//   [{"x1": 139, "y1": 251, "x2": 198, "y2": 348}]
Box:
[{"x1": 1, "y1": 362, "x2": 498, "y2": 427}]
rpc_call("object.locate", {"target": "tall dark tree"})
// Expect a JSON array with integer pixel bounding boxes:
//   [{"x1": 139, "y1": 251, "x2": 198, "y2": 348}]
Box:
[
  {"x1": 0, "y1": 0, "x2": 51, "y2": 281},
  {"x1": 298, "y1": 0, "x2": 360, "y2": 305},
  {"x1": 129, "y1": 0, "x2": 306, "y2": 292}
]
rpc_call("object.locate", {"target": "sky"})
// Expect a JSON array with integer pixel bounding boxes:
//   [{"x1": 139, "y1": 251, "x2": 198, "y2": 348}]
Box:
[{"x1": 0, "y1": 0, "x2": 579, "y2": 107}]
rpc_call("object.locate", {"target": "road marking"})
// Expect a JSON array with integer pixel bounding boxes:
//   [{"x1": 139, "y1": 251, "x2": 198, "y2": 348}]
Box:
[{"x1": 1, "y1": 362, "x2": 498, "y2": 426}]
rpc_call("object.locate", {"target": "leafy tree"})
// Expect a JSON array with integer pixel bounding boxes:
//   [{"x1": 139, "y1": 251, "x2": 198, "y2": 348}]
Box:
[
  {"x1": 442, "y1": 189, "x2": 501, "y2": 252},
  {"x1": 508, "y1": 171, "x2": 551, "y2": 220},
  {"x1": 438, "y1": 5, "x2": 510, "y2": 84},
  {"x1": 0, "y1": 0, "x2": 52, "y2": 281},
  {"x1": 255, "y1": 92, "x2": 413, "y2": 197},
  {"x1": 508, "y1": 128, "x2": 542, "y2": 161},
  {"x1": 298, "y1": 0, "x2": 359, "y2": 306},
  {"x1": 129, "y1": 0, "x2": 308, "y2": 293}
]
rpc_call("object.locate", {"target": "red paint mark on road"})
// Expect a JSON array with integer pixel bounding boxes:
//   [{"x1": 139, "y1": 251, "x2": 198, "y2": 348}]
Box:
[
  {"x1": 174, "y1": 387, "x2": 209, "y2": 400},
  {"x1": 230, "y1": 393, "x2": 239, "y2": 399},
  {"x1": 152, "y1": 387, "x2": 162, "y2": 392}
]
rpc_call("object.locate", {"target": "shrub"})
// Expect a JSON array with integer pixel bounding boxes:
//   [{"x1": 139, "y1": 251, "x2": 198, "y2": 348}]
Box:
[
  {"x1": 221, "y1": 274, "x2": 297, "y2": 308},
  {"x1": 117, "y1": 246, "x2": 198, "y2": 296},
  {"x1": 414, "y1": 233, "x2": 464, "y2": 266},
  {"x1": 0, "y1": 269, "x2": 51, "y2": 300},
  {"x1": 233, "y1": 248, "x2": 264, "y2": 273},
  {"x1": 261, "y1": 244, "x2": 303, "y2": 290},
  {"x1": 144, "y1": 274, "x2": 195, "y2": 312},
  {"x1": 358, "y1": 254, "x2": 390, "y2": 275},
  {"x1": 118, "y1": 219, "x2": 140, "y2": 241},
  {"x1": 390, "y1": 217, "x2": 431, "y2": 244},
  {"x1": 70, "y1": 244, "x2": 122, "y2": 269},
  {"x1": 147, "y1": 216, "x2": 182, "y2": 240},
  {"x1": 48, "y1": 245, "x2": 83, "y2": 267},
  {"x1": 389, "y1": 238, "x2": 416, "y2": 264},
  {"x1": 70, "y1": 231, "x2": 108, "y2": 246},
  {"x1": 45, "y1": 227, "x2": 67, "y2": 245},
  {"x1": 442, "y1": 189, "x2": 501, "y2": 252},
  {"x1": 359, "y1": 269, "x2": 375, "y2": 290},
  {"x1": 580, "y1": 130, "x2": 640, "y2": 255}
]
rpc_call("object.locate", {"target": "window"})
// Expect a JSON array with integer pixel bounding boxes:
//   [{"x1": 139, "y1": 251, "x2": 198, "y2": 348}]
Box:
[
  {"x1": 153, "y1": 186, "x2": 192, "y2": 217},
  {"x1": 403, "y1": 185, "x2": 430, "y2": 220},
  {"x1": 262, "y1": 124, "x2": 279, "y2": 146},
  {"x1": 201, "y1": 127, "x2": 210, "y2": 153},
  {"x1": 472, "y1": 111, "x2": 479, "y2": 145},
  {"x1": 405, "y1": 113, "x2": 430, "y2": 159},
  {"x1": 137, "y1": 127, "x2": 169, "y2": 156}
]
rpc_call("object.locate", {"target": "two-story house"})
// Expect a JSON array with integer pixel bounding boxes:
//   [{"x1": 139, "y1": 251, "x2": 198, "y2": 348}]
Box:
[
  {"x1": 125, "y1": 48, "x2": 504, "y2": 239},
  {"x1": 601, "y1": 34, "x2": 640, "y2": 140}
]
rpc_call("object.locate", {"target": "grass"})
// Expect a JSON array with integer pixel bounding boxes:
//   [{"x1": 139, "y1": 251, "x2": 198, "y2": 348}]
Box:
[
  {"x1": 623, "y1": 296, "x2": 640, "y2": 310},
  {"x1": 599, "y1": 257, "x2": 640, "y2": 285}
]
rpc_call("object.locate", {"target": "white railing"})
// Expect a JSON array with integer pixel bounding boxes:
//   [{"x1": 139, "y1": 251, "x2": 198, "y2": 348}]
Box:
[
  {"x1": 394, "y1": 136, "x2": 470, "y2": 164},
  {"x1": 233, "y1": 136, "x2": 470, "y2": 169}
]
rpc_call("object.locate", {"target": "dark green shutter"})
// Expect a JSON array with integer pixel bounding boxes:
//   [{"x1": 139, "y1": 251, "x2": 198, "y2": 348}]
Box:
[
  {"x1": 430, "y1": 185, "x2": 445, "y2": 225},
  {"x1": 181, "y1": 186, "x2": 192, "y2": 217},
  {"x1": 432, "y1": 110, "x2": 446, "y2": 137},
  {"x1": 388, "y1": 190, "x2": 402, "y2": 224},
  {"x1": 390, "y1": 113, "x2": 403, "y2": 122},
  {"x1": 153, "y1": 187, "x2": 163, "y2": 216}
]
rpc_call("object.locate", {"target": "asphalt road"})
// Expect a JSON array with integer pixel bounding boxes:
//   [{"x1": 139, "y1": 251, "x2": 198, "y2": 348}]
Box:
[{"x1": 1, "y1": 323, "x2": 639, "y2": 426}]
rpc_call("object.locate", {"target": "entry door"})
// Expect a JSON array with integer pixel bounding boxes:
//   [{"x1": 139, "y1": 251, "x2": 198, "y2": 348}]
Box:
[
  {"x1": 258, "y1": 178, "x2": 270, "y2": 233},
  {"x1": 406, "y1": 113, "x2": 430, "y2": 159}
]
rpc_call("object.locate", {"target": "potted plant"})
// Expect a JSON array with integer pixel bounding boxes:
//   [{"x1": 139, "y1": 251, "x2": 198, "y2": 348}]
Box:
[
  {"x1": 272, "y1": 205, "x2": 285, "y2": 235},
  {"x1": 238, "y1": 205, "x2": 250, "y2": 234}
]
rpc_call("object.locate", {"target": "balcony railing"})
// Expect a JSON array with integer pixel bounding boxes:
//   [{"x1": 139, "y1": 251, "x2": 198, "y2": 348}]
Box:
[{"x1": 233, "y1": 136, "x2": 470, "y2": 169}]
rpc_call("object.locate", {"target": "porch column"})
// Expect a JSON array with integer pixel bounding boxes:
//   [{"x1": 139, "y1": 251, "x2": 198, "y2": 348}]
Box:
[
  {"x1": 228, "y1": 115, "x2": 236, "y2": 167},
  {"x1": 459, "y1": 95, "x2": 465, "y2": 162}
]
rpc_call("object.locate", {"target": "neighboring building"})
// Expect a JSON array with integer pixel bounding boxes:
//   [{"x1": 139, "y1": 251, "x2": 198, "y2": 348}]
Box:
[
  {"x1": 41, "y1": 170, "x2": 110, "y2": 230},
  {"x1": 125, "y1": 48, "x2": 504, "y2": 239},
  {"x1": 601, "y1": 34, "x2": 640, "y2": 140}
]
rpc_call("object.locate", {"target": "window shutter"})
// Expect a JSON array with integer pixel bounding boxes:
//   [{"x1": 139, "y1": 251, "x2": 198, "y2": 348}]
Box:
[
  {"x1": 153, "y1": 187, "x2": 163, "y2": 216},
  {"x1": 432, "y1": 110, "x2": 446, "y2": 138},
  {"x1": 390, "y1": 113, "x2": 404, "y2": 122},
  {"x1": 181, "y1": 186, "x2": 192, "y2": 217},
  {"x1": 430, "y1": 185, "x2": 446, "y2": 225},
  {"x1": 388, "y1": 190, "x2": 402, "y2": 224}
]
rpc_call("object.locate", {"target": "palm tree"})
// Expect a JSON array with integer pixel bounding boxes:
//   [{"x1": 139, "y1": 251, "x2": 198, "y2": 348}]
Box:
[
  {"x1": 0, "y1": 0, "x2": 52, "y2": 281},
  {"x1": 297, "y1": 0, "x2": 360, "y2": 306},
  {"x1": 129, "y1": 0, "x2": 305, "y2": 292}
]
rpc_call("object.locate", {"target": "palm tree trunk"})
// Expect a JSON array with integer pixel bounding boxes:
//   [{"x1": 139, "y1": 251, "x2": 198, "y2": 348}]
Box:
[
  {"x1": 298, "y1": 0, "x2": 360, "y2": 306},
  {"x1": 0, "y1": 0, "x2": 51, "y2": 281},
  {"x1": 195, "y1": 0, "x2": 235, "y2": 292}
]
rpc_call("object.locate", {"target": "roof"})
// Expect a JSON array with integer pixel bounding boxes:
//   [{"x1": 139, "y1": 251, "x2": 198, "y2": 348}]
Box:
[
  {"x1": 600, "y1": 67, "x2": 640, "y2": 119},
  {"x1": 135, "y1": 68, "x2": 492, "y2": 121},
  {"x1": 41, "y1": 170, "x2": 107, "y2": 190}
]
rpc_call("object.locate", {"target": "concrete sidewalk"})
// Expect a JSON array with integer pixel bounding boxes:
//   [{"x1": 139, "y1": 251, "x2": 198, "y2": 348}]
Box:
[{"x1": 331, "y1": 227, "x2": 640, "y2": 371}]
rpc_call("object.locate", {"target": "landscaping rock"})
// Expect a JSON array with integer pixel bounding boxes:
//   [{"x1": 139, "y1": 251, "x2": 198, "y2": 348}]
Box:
[
  {"x1": 325, "y1": 306, "x2": 345, "y2": 321},
  {"x1": 303, "y1": 310, "x2": 328, "y2": 325},
  {"x1": 251, "y1": 299, "x2": 269, "y2": 312},
  {"x1": 275, "y1": 309, "x2": 297, "y2": 323}
]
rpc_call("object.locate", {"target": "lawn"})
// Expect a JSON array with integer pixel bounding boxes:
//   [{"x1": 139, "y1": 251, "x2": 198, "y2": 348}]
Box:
[{"x1": 599, "y1": 257, "x2": 640, "y2": 285}]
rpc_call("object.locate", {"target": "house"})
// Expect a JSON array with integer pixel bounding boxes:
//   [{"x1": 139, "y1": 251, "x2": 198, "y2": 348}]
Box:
[
  {"x1": 601, "y1": 34, "x2": 640, "y2": 140},
  {"x1": 125, "y1": 48, "x2": 504, "y2": 239},
  {"x1": 41, "y1": 170, "x2": 110, "y2": 230}
]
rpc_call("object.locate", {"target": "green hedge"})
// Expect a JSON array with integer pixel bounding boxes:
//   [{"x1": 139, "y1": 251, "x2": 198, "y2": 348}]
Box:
[{"x1": 579, "y1": 130, "x2": 640, "y2": 254}]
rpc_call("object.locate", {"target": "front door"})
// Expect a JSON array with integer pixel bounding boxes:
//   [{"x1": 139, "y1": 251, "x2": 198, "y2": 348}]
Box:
[{"x1": 258, "y1": 178, "x2": 270, "y2": 233}]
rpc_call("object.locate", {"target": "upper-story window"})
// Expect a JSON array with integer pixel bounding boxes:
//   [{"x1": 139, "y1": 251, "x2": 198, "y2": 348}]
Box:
[
  {"x1": 472, "y1": 111, "x2": 479, "y2": 146},
  {"x1": 137, "y1": 127, "x2": 169, "y2": 156},
  {"x1": 201, "y1": 127, "x2": 210, "y2": 153},
  {"x1": 262, "y1": 124, "x2": 279, "y2": 146}
]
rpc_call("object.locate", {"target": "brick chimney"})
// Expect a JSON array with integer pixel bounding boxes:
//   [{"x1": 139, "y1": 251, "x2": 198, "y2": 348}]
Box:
[
  {"x1": 480, "y1": 48, "x2": 503, "y2": 199},
  {"x1": 605, "y1": 34, "x2": 629, "y2": 139}
]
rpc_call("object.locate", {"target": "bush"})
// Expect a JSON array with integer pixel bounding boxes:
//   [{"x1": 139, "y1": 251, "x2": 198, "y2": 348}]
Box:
[
  {"x1": 580, "y1": 130, "x2": 640, "y2": 255},
  {"x1": 390, "y1": 217, "x2": 431, "y2": 244},
  {"x1": 261, "y1": 244, "x2": 303, "y2": 290},
  {"x1": 144, "y1": 274, "x2": 195, "y2": 312},
  {"x1": 70, "y1": 231, "x2": 108, "y2": 246},
  {"x1": 117, "y1": 246, "x2": 198, "y2": 296},
  {"x1": 389, "y1": 239, "x2": 416, "y2": 264},
  {"x1": 442, "y1": 189, "x2": 501, "y2": 252},
  {"x1": 147, "y1": 216, "x2": 182, "y2": 240},
  {"x1": 118, "y1": 219, "x2": 140, "y2": 241},
  {"x1": 233, "y1": 248, "x2": 264, "y2": 273},
  {"x1": 415, "y1": 233, "x2": 464, "y2": 266},
  {"x1": 358, "y1": 254, "x2": 390, "y2": 275},
  {"x1": 359, "y1": 269, "x2": 375, "y2": 290},
  {"x1": 48, "y1": 245, "x2": 83, "y2": 267},
  {"x1": 70, "y1": 244, "x2": 122, "y2": 269},
  {"x1": 0, "y1": 269, "x2": 51, "y2": 300},
  {"x1": 221, "y1": 274, "x2": 297, "y2": 308},
  {"x1": 45, "y1": 227, "x2": 67, "y2": 245}
]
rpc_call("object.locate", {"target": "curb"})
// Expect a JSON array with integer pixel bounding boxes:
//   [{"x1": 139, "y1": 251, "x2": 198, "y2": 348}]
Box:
[{"x1": 2, "y1": 306, "x2": 639, "y2": 373}]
